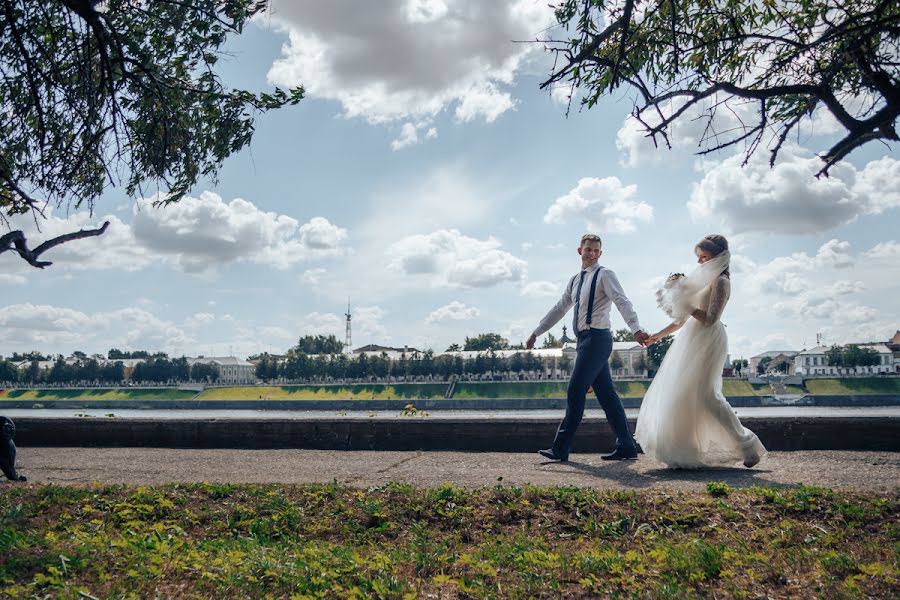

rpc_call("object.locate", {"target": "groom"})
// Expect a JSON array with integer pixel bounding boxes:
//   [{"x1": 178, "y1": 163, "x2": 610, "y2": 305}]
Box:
[{"x1": 526, "y1": 234, "x2": 648, "y2": 461}]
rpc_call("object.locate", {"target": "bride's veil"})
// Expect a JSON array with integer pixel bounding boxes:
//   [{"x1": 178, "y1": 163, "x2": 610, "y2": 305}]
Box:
[{"x1": 655, "y1": 250, "x2": 730, "y2": 322}]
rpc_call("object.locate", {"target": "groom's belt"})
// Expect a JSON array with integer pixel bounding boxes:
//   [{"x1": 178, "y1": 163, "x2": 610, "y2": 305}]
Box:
[{"x1": 575, "y1": 327, "x2": 610, "y2": 338}]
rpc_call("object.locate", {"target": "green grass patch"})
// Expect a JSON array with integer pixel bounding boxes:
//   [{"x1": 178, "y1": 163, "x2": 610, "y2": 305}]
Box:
[
  {"x1": 0, "y1": 388, "x2": 197, "y2": 401},
  {"x1": 782, "y1": 385, "x2": 807, "y2": 395},
  {"x1": 454, "y1": 380, "x2": 651, "y2": 399},
  {"x1": 0, "y1": 483, "x2": 896, "y2": 598},
  {"x1": 721, "y1": 380, "x2": 757, "y2": 396},
  {"x1": 197, "y1": 384, "x2": 448, "y2": 400},
  {"x1": 805, "y1": 378, "x2": 900, "y2": 395}
]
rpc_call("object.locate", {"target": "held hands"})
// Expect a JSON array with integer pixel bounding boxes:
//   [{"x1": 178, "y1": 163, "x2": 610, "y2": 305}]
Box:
[
  {"x1": 646, "y1": 333, "x2": 662, "y2": 345},
  {"x1": 634, "y1": 330, "x2": 650, "y2": 347},
  {"x1": 526, "y1": 334, "x2": 536, "y2": 350}
]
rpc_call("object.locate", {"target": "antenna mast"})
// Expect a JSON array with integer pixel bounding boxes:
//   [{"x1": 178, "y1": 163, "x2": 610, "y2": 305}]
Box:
[{"x1": 344, "y1": 299, "x2": 352, "y2": 352}]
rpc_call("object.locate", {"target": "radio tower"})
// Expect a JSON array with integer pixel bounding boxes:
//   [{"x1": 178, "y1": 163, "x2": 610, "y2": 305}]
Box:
[{"x1": 344, "y1": 299, "x2": 352, "y2": 352}]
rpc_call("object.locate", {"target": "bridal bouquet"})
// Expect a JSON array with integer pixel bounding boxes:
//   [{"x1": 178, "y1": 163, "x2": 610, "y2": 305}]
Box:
[
  {"x1": 655, "y1": 252, "x2": 730, "y2": 322},
  {"x1": 656, "y1": 273, "x2": 691, "y2": 320}
]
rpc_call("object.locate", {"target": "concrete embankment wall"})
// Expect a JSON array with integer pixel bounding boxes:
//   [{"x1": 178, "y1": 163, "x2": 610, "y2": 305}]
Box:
[
  {"x1": 4, "y1": 394, "x2": 899, "y2": 411},
  {"x1": 14, "y1": 416, "x2": 900, "y2": 452}
]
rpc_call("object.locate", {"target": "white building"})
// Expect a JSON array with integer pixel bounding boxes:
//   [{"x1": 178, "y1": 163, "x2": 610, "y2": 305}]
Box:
[
  {"x1": 352, "y1": 344, "x2": 424, "y2": 360},
  {"x1": 188, "y1": 356, "x2": 256, "y2": 384},
  {"x1": 794, "y1": 344, "x2": 896, "y2": 376}
]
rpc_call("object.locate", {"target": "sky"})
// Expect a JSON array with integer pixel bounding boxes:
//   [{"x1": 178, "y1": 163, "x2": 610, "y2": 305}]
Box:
[{"x1": 1, "y1": 0, "x2": 898, "y2": 361}]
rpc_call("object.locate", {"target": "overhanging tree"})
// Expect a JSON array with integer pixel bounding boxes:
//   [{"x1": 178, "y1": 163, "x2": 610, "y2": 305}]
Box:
[
  {"x1": 541, "y1": 0, "x2": 899, "y2": 175},
  {"x1": 1, "y1": 0, "x2": 303, "y2": 267}
]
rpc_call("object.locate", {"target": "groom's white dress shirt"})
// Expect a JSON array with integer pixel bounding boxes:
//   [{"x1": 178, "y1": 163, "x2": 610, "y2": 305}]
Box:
[{"x1": 532, "y1": 263, "x2": 642, "y2": 338}]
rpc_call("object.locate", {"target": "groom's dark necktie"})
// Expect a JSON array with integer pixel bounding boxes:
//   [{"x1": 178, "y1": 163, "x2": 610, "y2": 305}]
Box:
[{"x1": 572, "y1": 270, "x2": 586, "y2": 333}]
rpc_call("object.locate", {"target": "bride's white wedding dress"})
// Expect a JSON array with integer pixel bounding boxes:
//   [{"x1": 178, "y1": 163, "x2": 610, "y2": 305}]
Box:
[{"x1": 636, "y1": 275, "x2": 767, "y2": 468}]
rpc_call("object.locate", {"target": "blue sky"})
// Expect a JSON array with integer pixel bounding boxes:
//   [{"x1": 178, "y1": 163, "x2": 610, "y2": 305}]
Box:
[{"x1": 1, "y1": 1, "x2": 898, "y2": 360}]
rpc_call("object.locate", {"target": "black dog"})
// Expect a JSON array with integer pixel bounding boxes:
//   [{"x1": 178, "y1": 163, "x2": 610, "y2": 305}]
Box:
[{"x1": 1, "y1": 417, "x2": 26, "y2": 482}]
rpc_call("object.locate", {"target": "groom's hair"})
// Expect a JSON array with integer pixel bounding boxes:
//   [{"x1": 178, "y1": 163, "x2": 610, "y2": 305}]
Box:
[{"x1": 580, "y1": 233, "x2": 602, "y2": 248}]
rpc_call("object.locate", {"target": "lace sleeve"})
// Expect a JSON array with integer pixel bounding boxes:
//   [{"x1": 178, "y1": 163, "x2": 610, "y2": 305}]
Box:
[{"x1": 706, "y1": 276, "x2": 730, "y2": 325}]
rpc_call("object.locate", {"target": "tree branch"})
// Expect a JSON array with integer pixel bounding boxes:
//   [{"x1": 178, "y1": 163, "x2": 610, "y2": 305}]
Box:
[{"x1": 0, "y1": 220, "x2": 109, "y2": 268}]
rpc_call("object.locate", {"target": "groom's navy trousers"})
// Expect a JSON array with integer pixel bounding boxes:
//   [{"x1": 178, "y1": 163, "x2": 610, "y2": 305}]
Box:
[{"x1": 551, "y1": 328, "x2": 636, "y2": 457}]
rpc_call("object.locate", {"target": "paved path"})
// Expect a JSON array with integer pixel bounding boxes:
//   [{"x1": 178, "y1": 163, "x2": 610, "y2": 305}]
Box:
[{"x1": 12, "y1": 448, "x2": 900, "y2": 491}]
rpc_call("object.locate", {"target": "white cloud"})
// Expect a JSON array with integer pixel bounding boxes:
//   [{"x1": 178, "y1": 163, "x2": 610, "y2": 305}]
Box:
[
  {"x1": 132, "y1": 192, "x2": 348, "y2": 273},
  {"x1": 386, "y1": 229, "x2": 527, "y2": 288},
  {"x1": 425, "y1": 300, "x2": 480, "y2": 324},
  {"x1": 0, "y1": 303, "x2": 192, "y2": 355},
  {"x1": 815, "y1": 239, "x2": 853, "y2": 268},
  {"x1": 390, "y1": 121, "x2": 439, "y2": 150},
  {"x1": 302, "y1": 268, "x2": 327, "y2": 285},
  {"x1": 520, "y1": 280, "x2": 560, "y2": 298},
  {"x1": 830, "y1": 280, "x2": 866, "y2": 295},
  {"x1": 355, "y1": 305, "x2": 389, "y2": 341},
  {"x1": 265, "y1": 0, "x2": 553, "y2": 128},
  {"x1": 299, "y1": 312, "x2": 344, "y2": 337},
  {"x1": 688, "y1": 147, "x2": 900, "y2": 235},
  {"x1": 726, "y1": 238, "x2": 897, "y2": 356},
  {"x1": 185, "y1": 313, "x2": 215, "y2": 328},
  {"x1": 544, "y1": 177, "x2": 653, "y2": 233},
  {"x1": 738, "y1": 239, "x2": 854, "y2": 297},
  {"x1": 865, "y1": 240, "x2": 900, "y2": 259},
  {"x1": 500, "y1": 317, "x2": 535, "y2": 347},
  {"x1": 406, "y1": 0, "x2": 449, "y2": 24},
  {"x1": 391, "y1": 123, "x2": 421, "y2": 151}
]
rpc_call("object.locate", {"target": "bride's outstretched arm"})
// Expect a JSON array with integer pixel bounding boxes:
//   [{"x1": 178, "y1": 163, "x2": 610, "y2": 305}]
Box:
[{"x1": 648, "y1": 320, "x2": 683, "y2": 344}]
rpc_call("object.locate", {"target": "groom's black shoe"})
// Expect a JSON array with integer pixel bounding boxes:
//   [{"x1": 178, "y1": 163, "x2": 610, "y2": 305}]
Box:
[
  {"x1": 538, "y1": 448, "x2": 568, "y2": 461},
  {"x1": 601, "y1": 447, "x2": 639, "y2": 461}
]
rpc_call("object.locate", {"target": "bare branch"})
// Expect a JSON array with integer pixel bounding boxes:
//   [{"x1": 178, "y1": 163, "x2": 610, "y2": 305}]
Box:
[{"x1": 0, "y1": 220, "x2": 109, "y2": 268}]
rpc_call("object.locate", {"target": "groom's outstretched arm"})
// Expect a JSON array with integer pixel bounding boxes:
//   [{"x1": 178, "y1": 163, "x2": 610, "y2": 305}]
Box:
[
  {"x1": 601, "y1": 270, "x2": 644, "y2": 338},
  {"x1": 529, "y1": 275, "x2": 576, "y2": 344}
]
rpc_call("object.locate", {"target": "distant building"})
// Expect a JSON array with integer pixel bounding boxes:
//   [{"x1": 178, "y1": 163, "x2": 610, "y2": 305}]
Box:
[
  {"x1": 794, "y1": 344, "x2": 896, "y2": 376},
  {"x1": 352, "y1": 345, "x2": 423, "y2": 360},
  {"x1": 749, "y1": 351, "x2": 799, "y2": 375},
  {"x1": 187, "y1": 356, "x2": 256, "y2": 384}
]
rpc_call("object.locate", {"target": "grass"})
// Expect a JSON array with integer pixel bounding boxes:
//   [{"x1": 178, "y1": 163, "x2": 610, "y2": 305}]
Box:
[
  {"x1": 0, "y1": 483, "x2": 896, "y2": 598},
  {"x1": 721, "y1": 380, "x2": 760, "y2": 396},
  {"x1": 3, "y1": 378, "x2": 897, "y2": 403},
  {"x1": 196, "y1": 384, "x2": 448, "y2": 401},
  {"x1": 0, "y1": 388, "x2": 197, "y2": 401},
  {"x1": 783, "y1": 385, "x2": 807, "y2": 395},
  {"x1": 805, "y1": 378, "x2": 900, "y2": 395},
  {"x1": 453, "y1": 380, "x2": 652, "y2": 399}
]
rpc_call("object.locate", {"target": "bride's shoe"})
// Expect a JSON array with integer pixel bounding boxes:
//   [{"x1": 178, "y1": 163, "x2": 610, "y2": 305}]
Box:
[{"x1": 743, "y1": 454, "x2": 760, "y2": 468}]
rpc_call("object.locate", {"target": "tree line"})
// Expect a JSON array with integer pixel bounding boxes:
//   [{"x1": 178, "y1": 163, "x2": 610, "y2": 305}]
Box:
[
  {"x1": 825, "y1": 345, "x2": 883, "y2": 369},
  {"x1": 251, "y1": 332, "x2": 664, "y2": 382},
  {"x1": 0, "y1": 356, "x2": 219, "y2": 385},
  {"x1": 253, "y1": 349, "x2": 561, "y2": 383},
  {"x1": 0, "y1": 331, "x2": 672, "y2": 386}
]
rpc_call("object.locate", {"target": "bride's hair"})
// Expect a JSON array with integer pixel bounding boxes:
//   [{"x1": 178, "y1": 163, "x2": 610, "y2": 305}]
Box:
[{"x1": 695, "y1": 234, "x2": 730, "y2": 278}]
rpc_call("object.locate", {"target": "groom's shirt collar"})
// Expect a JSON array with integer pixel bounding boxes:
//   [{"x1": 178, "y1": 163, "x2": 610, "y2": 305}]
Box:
[{"x1": 581, "y1": 263, "x2": 601, "y2": 273}]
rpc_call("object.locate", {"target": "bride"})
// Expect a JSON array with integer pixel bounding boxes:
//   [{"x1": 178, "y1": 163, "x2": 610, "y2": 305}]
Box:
[{"x1": 635, "y1": 234, "x2": 767, "y2": 469}]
